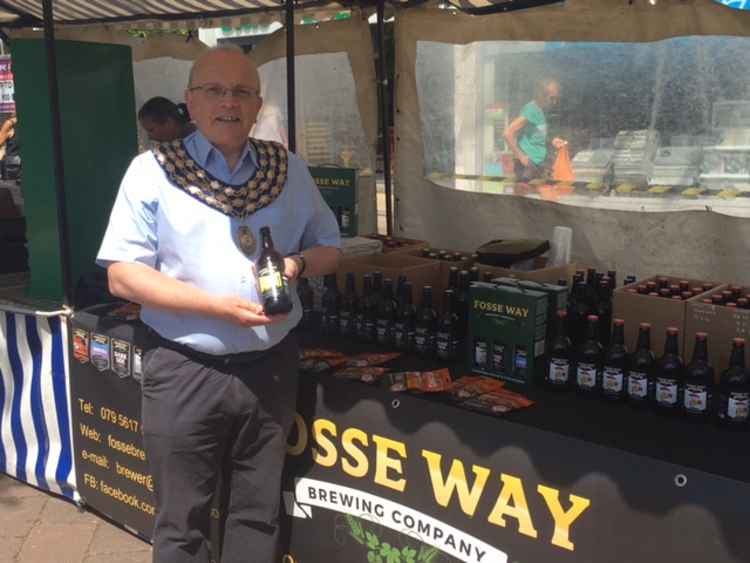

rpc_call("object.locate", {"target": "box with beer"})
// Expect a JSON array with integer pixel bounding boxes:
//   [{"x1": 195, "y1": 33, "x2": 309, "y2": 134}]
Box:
[
  {"x1": 685, "y1": 284, "x2": 750, "y2": 382},
  {"x1": 613, "y1": 275, "x2": 720, "y2": 354},
  {"x1": 309, "y1": 167, "x2": 358, "y2": 237},
  {"x1": 467, "y1": 282, "x2": 548, "y2": 386},
  {"x1": 491, "y1": 277, "x2": 568, "y2": 329}
]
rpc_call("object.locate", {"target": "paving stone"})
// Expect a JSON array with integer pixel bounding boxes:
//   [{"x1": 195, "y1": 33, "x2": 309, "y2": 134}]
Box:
[
  {"x1": 39, "y1": 496, "x2": 99, "y2": 527},
  {"x1": 16, "y1": 523, "x2": 96, "y2": 563},
  {"x1": 87, "y1": 520, "x2": 150, "y2": 555},
  {"x1": 0, "y1": 536, "x2": 25, "y2": 562},
  {"x1": 84, "y1": 550, "x2": 152, "y2": 563},
  {"x1": 0, "y1": 496, "x2": 47, "y2": 538},
  {"x1": 0, "y1": 474, "x2": 47, "y2": 499}
]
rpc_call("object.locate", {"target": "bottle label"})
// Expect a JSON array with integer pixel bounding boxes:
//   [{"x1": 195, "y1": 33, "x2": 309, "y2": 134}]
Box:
[
  {"x1": 492, "y1": 345, "x2": 506, "y2": 372},
  {"x1": 515, "y1": 350, "x2": 528, "y2": 370},
  {"x1": 548, "y1": 358, "x2": 569, "y2": 383},
  {"x1": 376, "y1": 320, "x2": 390, "y2": 343},
  {"x1": 436, "y1": 331, "x2": 454, "y2": 360},
  {"x1": 728, "y1": 392, "x2": 750, "y2": 421},
  {"x1": 258, "y1": 269, "x2": 284, "y2": 294},
  {"x1": 414, "y1": 328, "x2": 433, "y2": 352},
  {"x1": 602, "y1": 367, "x2": 624, "y2": 394},
  {"x1": 656, "y1": 378, "x2": 678, "y2": 406},
  {"x1": 474, "y1": 341, "x2": 488, "y2": 366},
  {"x1": 628, "y1": 371, "x2": 648, "y2": 399},
  {"x1": 684, "y1": 384, "x2": 709, "y2": 414},
  {"x1": 341, "y1": 213, "x2": 350, "y2": 228},
  {"x1": 363, "y1": 320, "x2": 376, "y2": 339},
  {"x1": 576, "y1": 363, "x2": 597, "y2": 389}
]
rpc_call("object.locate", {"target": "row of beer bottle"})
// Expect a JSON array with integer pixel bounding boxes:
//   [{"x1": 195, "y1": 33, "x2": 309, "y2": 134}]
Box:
[
  {"x1": 546, "y1": 312, "x2": 750, "y2": 427},
  {"x1": 301, "y1": 272, "x2": 468, "y2": 361}
]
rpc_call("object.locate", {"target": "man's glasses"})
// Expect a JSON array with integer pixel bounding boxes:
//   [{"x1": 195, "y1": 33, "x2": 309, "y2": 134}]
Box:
[{"x1": 188, "y1": 84, "x2": 259, "y2": 101}]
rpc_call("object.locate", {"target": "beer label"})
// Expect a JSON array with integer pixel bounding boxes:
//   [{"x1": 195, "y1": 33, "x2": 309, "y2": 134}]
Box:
[
  {"x1": 728, "y1": 392, "x2": 750, "y2": 421},
  {"x1": 548, "y1": 358, "x2": 569, "y2": 383},
  {"x1": 684, "y1": 384, "x2": 709, "y2": 414},
  {"x1": 628, "y1": 371, "x2": 649, "y2": 399},
  {"x1": 414, "y1": 328, "x2": 434, "y2": 353},
  {"x1": 376, "y1": 320, "x2": 391, "y2": 343},
  {"x1": 602, "y1": 367, "x2": 624, "y2": 394},
  {"x1": 436, "y1": 332, "x2": 457, "y2": 360},
  {"x1": 492, "y1": 345, "x2": 506, "y2": 372},
  {"x1": 364, "y1": 320, "x2": 376, "y2": 339},
  {"x1": 341, "y1": 213, "x2": 351, "y2": 228},
  {"x1": 91, "y1": 333, "x2": 111, "y2": 372},
  {"x1": 576, "y1": 363, "x2": 597, "y2": 389},
  {"x1": 73, "y1": 329, "x2": 90, "y2": 364},
  {"x1": 258, "y1": 268, "x2": 284, "y2": 294},
  {"x1": 474, "y1": 341, "x2": 488, "y2": 366},
  {"x1": 111, "y1": 338, "x2": 131, "y2": 379},
  {"x1": 656, "y1": 378, "x2": 678, "y2": 406},
  {"x1": 515, "y1": 349, "x2": 528, "y2": 370},
  {"x1": 392, "y1": 323, "x2": 406, "y2": 345},
  {"x1": 132, "y1": 347, "x2": 143, "y2": 384}
]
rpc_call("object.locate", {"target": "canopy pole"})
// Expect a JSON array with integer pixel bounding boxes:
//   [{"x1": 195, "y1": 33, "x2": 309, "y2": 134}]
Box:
[
  {"x1": 42, "y1": 0, "x2": 73, "y2": 306},
  {"x1": 285, "y1": 0, "x2": 296, "y2": 153},
  {"x1": 376, "y1": 0, "x2": 393, "y2": 236}
]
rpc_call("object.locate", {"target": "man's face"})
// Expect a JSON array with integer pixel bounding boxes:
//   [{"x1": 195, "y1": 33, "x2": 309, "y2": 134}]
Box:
[
  {"x1": 186, "y1": 51, "x2": 263, "y2": 153},
  {"x1": 541, "y1": 83, "x2": 561, "y2": 109}
]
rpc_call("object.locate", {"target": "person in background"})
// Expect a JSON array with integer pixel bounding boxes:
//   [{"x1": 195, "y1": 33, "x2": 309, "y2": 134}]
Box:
[
  {"x1": 504, "y1": 79, "x2": 567, "y2": 181},
  {"x1": 138, "y1": 96, "x2": 195, "y2": 143},
  {"x1": 0, "y1": 115, "x2": 21, "y2": 181},
  {"x1": 98, "y1": 47, "x2": 340, "y2": 563}
]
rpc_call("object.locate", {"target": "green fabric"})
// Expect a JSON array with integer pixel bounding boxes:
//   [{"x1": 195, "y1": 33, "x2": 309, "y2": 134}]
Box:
[{"x1": 518, "y1": 101, "x2": 548, "y2": 165}]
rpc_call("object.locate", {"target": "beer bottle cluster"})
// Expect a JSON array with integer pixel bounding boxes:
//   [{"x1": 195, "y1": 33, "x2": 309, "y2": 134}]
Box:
[
  {"x1": 301, "y1": 270, "x2": 474, "y2": 361},
  {"x1": 699, "y1": 285, "x2": 750, "y2": 309},
  {"x1": 625, "y1": 277, "x2": 716, "y2": 301},
  {"x1": 545, "y1": 315, "x2": 750, "y2": 427}
]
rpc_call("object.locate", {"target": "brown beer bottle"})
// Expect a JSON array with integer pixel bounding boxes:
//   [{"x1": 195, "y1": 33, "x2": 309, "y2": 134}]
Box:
[{"x1": 257, "y1": 226, "x2": 293, "y2": 315}]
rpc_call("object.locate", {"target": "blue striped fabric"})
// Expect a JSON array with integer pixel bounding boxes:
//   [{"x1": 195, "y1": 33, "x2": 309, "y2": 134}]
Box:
[
  {"x1": 715, "y1": 0, "x2": 750, "y2": 10},
  {"x1": 0, "y1": 311, "x2": 77, "y2": 500}
]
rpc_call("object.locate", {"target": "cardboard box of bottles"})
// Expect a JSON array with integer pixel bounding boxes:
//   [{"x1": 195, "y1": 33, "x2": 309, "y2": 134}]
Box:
[
  {"x1": 467, "y1": 282, "x2": 548, "y2": 386},
  {"x1": 361, "y1": 234, "x2": 428, "y2": 255},
  {"x1": 406, "y1": 248, "x2": 475, "y2": 305},
  {"x1": 685, "y1": 285, "x2": 748, "y2": 383},
  {"x1": 476, "y1": 258, "x2": 576, "y2": 286},
  {"x1": 336, "y1": 253, "x2": 441, "y2": 308},
  {"x1": 491, "y1": 277, "x2": 568, "y2": 329},
  {"x1": 613, "y1": 276, "x2": 719, "y2": 359},
  {"x1": 309, "y1": 166, "x2": 358, "y2": 237}
]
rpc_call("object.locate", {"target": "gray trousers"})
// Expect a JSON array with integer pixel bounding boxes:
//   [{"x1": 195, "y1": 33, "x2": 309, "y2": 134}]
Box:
[{"x1": 141, "y1": 333, "x2": 299, "y2": 563}]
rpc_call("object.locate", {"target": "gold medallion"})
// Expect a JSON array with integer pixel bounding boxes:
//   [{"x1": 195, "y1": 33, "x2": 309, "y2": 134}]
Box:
[{"x1": 237, "y1": 225, "x2": 256, "y2": 257}]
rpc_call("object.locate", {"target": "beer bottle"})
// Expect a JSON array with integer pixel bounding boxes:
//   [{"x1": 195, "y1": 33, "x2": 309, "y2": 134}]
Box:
[
  {"x1": 607, "y1": 270, "x2": 617, "y2": 289},
  {"x1": 372, "y1": 271, "x2": 384, "y2": 310},
  {"x1": 297, "y1": 277, "x2": 314, "y2": 329},
  {"x1": 396, "y1": 274, "x2": 408, "y2": 298},
  {"x1": 491, "y1": 342, "x2": 507, "y2": 374},
  {"x1": 357, "y1": 274, "x2": 374, "y2": 340},
  {"x1": 436, "y1": 289, "x2": 459, "y2": 361},
  {"x1": 455, "y1": 270, "x2": 471, "y2": 334},
  {"x1": 627, "y1": 323, "x2": 655, "y2": 406},
  {"x1": 717, "y1": 338, "x2": 749, "y2": 427},
  {"x1": 601, "y1": 319, "x2": 628, "y2": 401},
  {"x1": 339, "y1": 273, "x2": 358, "y2": 337},
  {"x1": 469, "y1": 266, "x2": 480, "y2": 283},
  {"x1": 474, "y1": 337, "x2": 489, "y2": 369},
  {"x1": 585, "y1": 268, "x2": 598, "y2": 307},
  {"x1": 683, "y1": 332, "x2": 713, "y2": 420},
  {"x1": 376, "y1": 279, "x2": 398, "y2": 346},
  {"x1": 575, "y1": 315, "x2": 603, "y2": 395},
  {"x1": 568, "y1": 282, "x2": 591, "y2": 348},
  {"x1": 546, "y1": 310, "x2": 573, "y2": 390},
  {"x1": 320, "y1": 274, "x2": 340, "y2": 336},
  {"x1": 414, "y1": 286, "x2": 438, "y2": 358},
  {"x1": 654, "y1": 327, "x2": 683, "y2": 412},
  {"x1": 257, "y1": 226, "x2": 293, "y2": 315},
  {"x1": 448, "y1": 267, "x2": 459, "y2": 291},
  {"x1": 392, "y1": 282, "x2": 415, "y2": 351},
  {"x1": 596, "y1": 279, "x2": 613, "y2": 347}
]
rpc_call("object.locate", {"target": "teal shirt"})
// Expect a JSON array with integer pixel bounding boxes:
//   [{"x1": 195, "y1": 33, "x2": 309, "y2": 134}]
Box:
[{"x1": 518, "y1": 101, "x2": 548, "y2": 165}]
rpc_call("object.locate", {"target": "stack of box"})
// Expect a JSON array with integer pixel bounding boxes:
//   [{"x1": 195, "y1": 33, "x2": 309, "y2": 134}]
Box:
[{"x1": 467, "y1": 282, "x2": 549, "y2": 387}]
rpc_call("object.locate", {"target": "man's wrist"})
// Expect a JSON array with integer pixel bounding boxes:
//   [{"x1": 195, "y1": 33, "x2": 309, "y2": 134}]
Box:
[{"x1": 295, "y1": 252, "x2": 307, "y2": 278}]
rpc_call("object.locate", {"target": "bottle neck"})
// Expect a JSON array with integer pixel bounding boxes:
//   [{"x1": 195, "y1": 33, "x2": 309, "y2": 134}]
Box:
[
  {"x1": 585, "y1": 319, "x2": 599, "y2": 341},
  {"x1": 664, "y1": 334, "x2": 679, "y2": 356},
  {"x1": 729, "y1": 345, "x2": 746, "y2": 368},
  {"x1": 611, "y1": 324, "x2": 624, "y2": 345},
  {"x1": 423, "y1": 290, "x2": 433, "y2": 308},
  {"x1": 692, "y1": 339, "x2": 708, "y2": 363},
  {"x1": 636, "y1": 329, "x2": 651, "y2": 352}
]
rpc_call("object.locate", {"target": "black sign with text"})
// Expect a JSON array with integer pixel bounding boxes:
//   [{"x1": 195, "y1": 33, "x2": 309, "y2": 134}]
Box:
[{"x1": 282, "y1": 375, "x2": 750, "y2": 563}]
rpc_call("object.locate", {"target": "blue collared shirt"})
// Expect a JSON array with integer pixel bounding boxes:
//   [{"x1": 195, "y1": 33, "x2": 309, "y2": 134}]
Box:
[{"x1": 97, "y1": 130, "x2": 340, "y2": 354}]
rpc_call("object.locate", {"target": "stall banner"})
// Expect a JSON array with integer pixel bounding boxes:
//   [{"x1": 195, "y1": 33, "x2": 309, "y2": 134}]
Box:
[
  {"x1": 0, "y1": 310, "x2": 76, "y2": 499},
  {"x1": 283, "y1": 376, "x2": 750, "y2": 563}
]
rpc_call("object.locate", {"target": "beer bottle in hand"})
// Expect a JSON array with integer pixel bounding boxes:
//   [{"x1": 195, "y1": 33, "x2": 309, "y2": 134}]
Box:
[
  {"x1": 601, "y1": 319, "x2": 628, "y2": 401},
  {"x1": 575, "y1": 315, "x2": 602, "y2": 395},
  {"x1": 627, "y1": 323, "x2": 655, "y2": 407},
  {"x1": 683, "y1": 332, "x2": 713, "y2": 420},
  {"x1": 718, "y1": 338, "x2": 749, "y2": 427},
  {"x1": 654, "y1": 327, "x2": 683, "y2": 412},
  {"x1": 257, "y1": 226, "x2": 292, "y2": 315}
]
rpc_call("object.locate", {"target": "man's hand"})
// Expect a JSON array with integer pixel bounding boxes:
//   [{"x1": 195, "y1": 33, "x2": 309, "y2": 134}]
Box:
[
  {"x1": 552, "y1": 137, "x2": 567, "y2": 149},
  {"x1": 213, "y1": 295, "x2": 282, "y2": 327},
  {"x1": 283, "y1": 256, "x2": 302, "y2": 281},
  {"x1": 519, "y1": 154, "x2": 530, "y2": 167}
]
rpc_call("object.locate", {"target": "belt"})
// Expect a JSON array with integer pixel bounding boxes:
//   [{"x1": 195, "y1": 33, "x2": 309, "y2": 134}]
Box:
[{"x1": 147, "y1": 328, "x2": 282, "y2": 367}]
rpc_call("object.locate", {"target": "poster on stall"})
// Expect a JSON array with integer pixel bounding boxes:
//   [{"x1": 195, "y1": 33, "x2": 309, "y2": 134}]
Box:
[{"x1": 0, "y1": 56, "x2": 15, "y2": 114}]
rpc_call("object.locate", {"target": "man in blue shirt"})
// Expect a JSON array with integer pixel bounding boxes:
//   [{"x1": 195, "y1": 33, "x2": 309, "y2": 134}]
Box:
[
  {"x1": 97, "y1": 47, "x2": 340, "y2": 562},
  {"x1": 504, "y1": 79, "x2": 566, "y2": 181}
]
